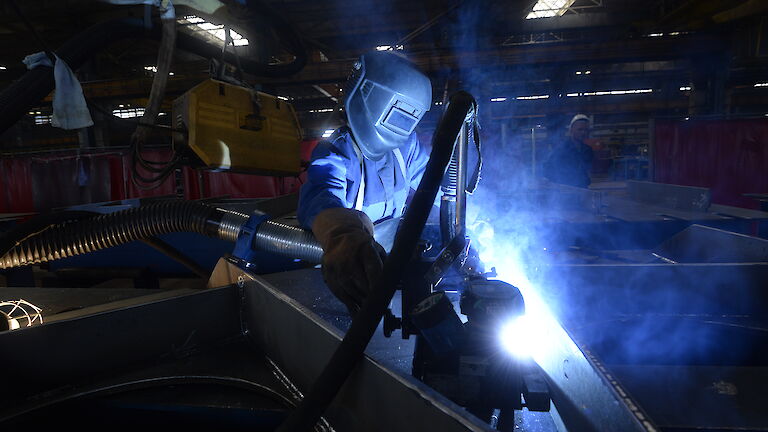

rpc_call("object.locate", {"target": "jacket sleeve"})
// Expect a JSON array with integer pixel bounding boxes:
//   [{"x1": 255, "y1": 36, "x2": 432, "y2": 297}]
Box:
[
  {"x1": 406, "y1": 134, "x2": 430, "y2": 191},
  {"x1": 297, "y1": 139, "x2": 353, "y2": 229}
]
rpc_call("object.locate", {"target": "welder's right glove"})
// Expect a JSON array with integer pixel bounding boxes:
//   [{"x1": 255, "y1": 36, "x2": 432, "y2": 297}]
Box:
[{"x1": 312, "y1": 207, "x2": 387, "y2": 316}]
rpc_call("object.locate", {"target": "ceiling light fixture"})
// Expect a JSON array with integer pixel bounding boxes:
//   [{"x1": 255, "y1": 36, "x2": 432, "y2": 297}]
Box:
[
  {"x1": 376, "y1": 45, "x2": 404, "y2": 51},
  {"x1": 566, "y1": 89, "x2": 653, "y2": 97},
  {"x1": 516, "y1": 95, "x2": 550, "y2": 100}
]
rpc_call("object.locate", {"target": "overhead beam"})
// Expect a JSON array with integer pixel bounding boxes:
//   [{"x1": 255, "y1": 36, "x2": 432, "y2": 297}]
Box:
[{"x1": 261, "y1": 33, "x2": 728, "y2": 86}]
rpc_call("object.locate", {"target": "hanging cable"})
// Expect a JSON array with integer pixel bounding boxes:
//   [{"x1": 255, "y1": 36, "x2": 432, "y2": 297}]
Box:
[{"x1": 129, "y1": 10, "x2": 179, "y2": 190}]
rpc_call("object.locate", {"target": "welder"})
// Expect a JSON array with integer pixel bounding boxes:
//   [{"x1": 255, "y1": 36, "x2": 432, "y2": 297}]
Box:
[
  {"x1": 297, "y1": 50, "x2": 433, "y2": 314},
  {"x1": 542, "y1": 114, "x2": 594, "y2": 188}
]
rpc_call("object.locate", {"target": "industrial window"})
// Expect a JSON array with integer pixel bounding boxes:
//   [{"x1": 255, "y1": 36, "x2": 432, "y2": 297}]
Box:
[
  {"x1": 375, "y1": 45, "x2": 404, "y2": 51},
  {"x1": 34, "y1": 115, "x2": 52, "y2": 125},
  {"x1": 526, "y1": 0, "x2": 576, "y2": 19},
  {"x1": 112, "y1": 107, "x2": 145, "y2": 119},
  {"x1": 28, "y1": 110, "x2": 51, "y2": 125},
  {"x1": 178, "y1": 15, "x2": 249, "y2": 47},
  {"x1": 144, "y1": 66, "x2": 174, "y2": 76}
]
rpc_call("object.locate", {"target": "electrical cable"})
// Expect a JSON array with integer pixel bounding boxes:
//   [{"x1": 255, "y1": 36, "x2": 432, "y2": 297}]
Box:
[
  {"x1": 129, "y1": 11, "x2": 179, "y2": 190},
  {"x1": 140, "y1": 237, "x2": 210, "y2": 279},
  {"x1": 3, "y1": 375, "x2": 297, "y2": 425}
]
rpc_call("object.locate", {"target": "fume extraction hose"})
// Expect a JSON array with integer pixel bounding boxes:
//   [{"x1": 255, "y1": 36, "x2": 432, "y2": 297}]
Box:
[
  {"x1": 276, "y1": 91, "x2": 477, "y2": 432},
  {"x1": 0, "y1": 201, "x2": 324, "y2": 270}
]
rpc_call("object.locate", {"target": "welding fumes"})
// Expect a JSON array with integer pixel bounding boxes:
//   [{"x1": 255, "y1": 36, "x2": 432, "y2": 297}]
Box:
[
  {"x1": 466, "y1": 206, "x2": 579, "y2": 369},
  {"x1": 377, "y1": 95, "x2": 551, "y2": 429}
]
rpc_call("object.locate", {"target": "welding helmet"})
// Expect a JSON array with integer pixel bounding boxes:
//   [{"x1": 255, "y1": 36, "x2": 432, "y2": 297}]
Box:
[{"x1": 344, "y1": 51, "x2": 432, "y2": 160}]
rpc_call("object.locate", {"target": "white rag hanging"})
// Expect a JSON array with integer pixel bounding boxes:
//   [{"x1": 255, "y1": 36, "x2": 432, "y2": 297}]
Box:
[{"x1": 22, "y1": 52, "x2": 94, "y2": 130}]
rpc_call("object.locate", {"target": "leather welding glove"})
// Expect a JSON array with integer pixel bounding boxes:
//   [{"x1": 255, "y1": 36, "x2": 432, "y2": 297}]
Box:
[{"x1": 312, "y1": 207, "x2": 387, "y2": 316}]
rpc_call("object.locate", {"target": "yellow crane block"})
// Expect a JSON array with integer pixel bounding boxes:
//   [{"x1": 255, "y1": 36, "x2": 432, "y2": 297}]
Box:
[{"x1": 173, "y1": 79, "x2": 302, "y2": 175}]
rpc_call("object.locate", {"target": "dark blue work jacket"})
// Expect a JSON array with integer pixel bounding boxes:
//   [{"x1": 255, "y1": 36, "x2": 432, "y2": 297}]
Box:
[{"x1": 298, "y1": 129, "x2": 429, "y2": 229}]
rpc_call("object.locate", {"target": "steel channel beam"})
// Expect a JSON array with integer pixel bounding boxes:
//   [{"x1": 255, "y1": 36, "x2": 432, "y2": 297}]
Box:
[
  {"x1": 0, "y1": 286, "x2": 242, "y2": 413},
  {"x1": 217, "y1": 259, "x2": 496, "y2": 432},
  {"x1": 626, "y1": 181, "x2": 712, "y2": 212},
  {"x1": 523, "y1": 309, "x2": 655, "y2": 432},
  {"x1": 232, "y1": 261, "x2": 653, "y2": 432},
  {"x1": 652, "y1": 224, "x2": 768, "y2": 263}
]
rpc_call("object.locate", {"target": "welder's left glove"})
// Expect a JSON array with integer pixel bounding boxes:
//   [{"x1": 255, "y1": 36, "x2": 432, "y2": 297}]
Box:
[{"x1": 312, "y1": 207, "x2": 387, "y2": 316}]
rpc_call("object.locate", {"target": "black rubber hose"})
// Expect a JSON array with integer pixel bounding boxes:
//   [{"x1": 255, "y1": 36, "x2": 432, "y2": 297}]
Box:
[
  {"x1": 275, "y1": 91, "x2": 477, "y2": 432},
  {"x1": 439, "y1": 198, "x2": 457, "y2": 247},
  {"x1": 0, "y1": 201, "x2": 248, "y2": 269},
  {"x1": 2, "y1": 375, "x2": 296, "y2": 425}
]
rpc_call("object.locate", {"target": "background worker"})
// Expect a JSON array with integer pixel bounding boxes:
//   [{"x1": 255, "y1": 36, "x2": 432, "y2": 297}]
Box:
[{"x1": 542, "y1": 114, "x2": 594, "y2": 188}]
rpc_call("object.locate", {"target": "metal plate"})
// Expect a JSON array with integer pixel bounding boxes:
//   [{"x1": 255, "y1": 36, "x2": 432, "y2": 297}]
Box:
[
  {"x1": 256, "y1": 267, "x2": 650, "y2": 432},
  {"x1": 609, "y1": 365, "x2": 768, "y2": 430},
  {"x1": 626, "y1": 181, "x2": 711, "y2": 212},
  {"x1": 0, "y1": 286, "x2": 242, "y2": 409},
  {"x1": 223, "y1": 259, "x2": 496, "y2": 432},
  {"x1": 652, "y1": 224, "x2": 768, "y2": 263}
]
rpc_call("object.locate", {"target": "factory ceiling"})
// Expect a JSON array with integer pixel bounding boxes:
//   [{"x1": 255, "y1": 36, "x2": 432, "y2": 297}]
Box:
[{"x1": 0, "y1": 0, "x2": 766, "y2": 136}]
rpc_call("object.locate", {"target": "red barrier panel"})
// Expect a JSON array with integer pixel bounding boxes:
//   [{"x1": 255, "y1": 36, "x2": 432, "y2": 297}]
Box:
[
  {"x1": 0, "y1": 139, "x2": 319, "y2": 213},
  {"x1": 0, "y1": 158, "x2": 35, "y2": 213},
  {"x1": 654, "y1": 118, "x2": 768, "y2": 209}
]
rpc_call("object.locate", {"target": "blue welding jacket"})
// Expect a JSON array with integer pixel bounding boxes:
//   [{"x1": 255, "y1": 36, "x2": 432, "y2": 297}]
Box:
[{"x1": 297, "y1": 128, "x2": 429, "y2": 229}]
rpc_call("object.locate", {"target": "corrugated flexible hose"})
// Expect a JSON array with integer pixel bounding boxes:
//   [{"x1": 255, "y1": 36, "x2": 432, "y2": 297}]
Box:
[
  {"x1": 253, "y1": 220, "x2": 324, "y2": 264},
  {"x1": 0, "y1": 201, "x2": 223, "y2": 269},
  {"x1": 0, "y1": 201, "x2": 324, "y2": 270}
]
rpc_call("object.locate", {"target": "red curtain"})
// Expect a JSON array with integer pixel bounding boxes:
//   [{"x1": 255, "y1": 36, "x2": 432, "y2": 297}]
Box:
[
  {"x1": 654, "y1": 118, "x2": 768, "y2": 209},
  {"x1": 0, "y1": 140, "x2": 319, "y2": 213},
  {"x1": 0, "y1": 158, "x2": 35, "y2": 213}
]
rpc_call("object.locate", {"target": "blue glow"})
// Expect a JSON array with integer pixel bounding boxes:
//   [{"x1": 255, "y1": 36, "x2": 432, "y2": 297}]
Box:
[
  {"x1": 499, "y1": 315, "x2": 536, "y2": 358},
  {"x1": 469, "y1": 221, "x2": 574, "y2": 365}
]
